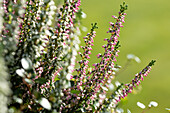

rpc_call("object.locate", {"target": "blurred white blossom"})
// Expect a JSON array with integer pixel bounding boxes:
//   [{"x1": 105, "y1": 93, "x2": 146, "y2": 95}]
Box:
[
  {"x1": 137, "y1": 102, "x2": 146, "y2": 109},
  {"x1": 148, "y1": 101, "x2": 158, "y2": 107},
  {"x1": 127, "y1": 54, "x2": 141, "y2": 63},
  {"x1": 39, "y1": 98, "x2": 51, "y2": 110}
]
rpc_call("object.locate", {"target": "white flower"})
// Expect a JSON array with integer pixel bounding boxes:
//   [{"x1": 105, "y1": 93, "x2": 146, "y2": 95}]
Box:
[
  {"x1": 95, "y1": 102, "x2": 100, "y2": 107},
  {"x1": 127, "y1": 54, "x2": 135, "y2": 59},
  {"x1": 72, "y1": 49, "x2": 78, "y2": 56},
  {"x1": 108, "y1": 83, "x2": 114, "y2": 90},
  {"x1": 51, "y1": 36, "x2": 57, "y2": 39},
  {"x1": 116, "y1": 108, "x2": 124, "y2": 113},
  {"x1": 81, "y1": 26, "x2": 88, "y2": 32},
  {"x1": 66, "y1": 73, "x2": 72, "y2": 80},
  {"x1": 49, "y1": 0, "x2": 55, "y2": 5},
  {"x1": 13, "y1": 96, "x2": 23, "y2": 104},
  {"x1": 148, "y1": 101, "x2": 158, "y2": 107},
  {"x1": 99, "y1": 94, "x2": 106, "y2": 99},
  {"x1": 165, "y1": 108, "x2": 170, "y2": 111},
  {"x1": 75, "y1": 44, "x2": 80, "y2": 50},
  {"x1": 48, "y1": 15, "x2": 53, "y2": 19},
  {"x1": 40, "y1": 34, "x2": 48, "y2": 40},
  {"x1": 100, "y1": 85, "x2": 108, "y2": 91},
  {"x1": 18, "y1": 9, "x2": 25, "y2": 15},
  {"x1": 34, "y1": 62, "x2": 40, "y2": 68},
  {"x1": 76, "y1": 29, "x2": 81, "y2": 35},
  {"x1": 49, "y1": 10, "x2": 55, "y2": 15},
  {"x1": 81, "y1": 12, "x2": 87, "y2": 18},
  {"x1": 112, "y1": 71, "x2": 116, "y2": 74},
  {"x1": 47, "y1": 20, "x2": 52, "y2": 26},
  {"x1": 39, "y1": 45, "x2": 44, "y2": 51},
  {"x1": 16, "y1": 69, "x2": 25, "y2": 77},
  {"x1": 115, "y1": 81, "x2": 121, "y2": 87},
  {"x1": 134, "y1": 56, "x2": 141, "y2": 63},
  {"x1": 50, "y1": 6, "x2": 57, "y2": 10},
  {"x1": 39, "y1": 0, "x2": 44, "y2": 5},
  {"x1": 21, "y1": 58, "x2": 32, "y2": 70},
  {"x1": 39, "y1": 98, "x2": 51, "y2": 110},
  {"x1": 127, "y1": 109, "x2": 131, "y2": 113},
  {"x1": 45, "y1": 30, "x2": 52, "y2": 36},
  {"x1": 137, "y1": 102, "x2": 146, "y2": 109},
  {"x1": 127, "y1": 54, "x2": 141, "y2": 63}
]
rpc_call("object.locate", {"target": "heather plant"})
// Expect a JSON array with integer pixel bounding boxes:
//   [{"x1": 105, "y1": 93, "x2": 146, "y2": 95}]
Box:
[{"x1": 0, "y1": 0, "x2": 156, "y2": 113}]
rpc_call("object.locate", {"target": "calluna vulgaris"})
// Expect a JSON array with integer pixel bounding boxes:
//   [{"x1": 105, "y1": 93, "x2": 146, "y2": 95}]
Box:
[{"x1": 0, "y1": 0, "x2": 155, "y2": 113}]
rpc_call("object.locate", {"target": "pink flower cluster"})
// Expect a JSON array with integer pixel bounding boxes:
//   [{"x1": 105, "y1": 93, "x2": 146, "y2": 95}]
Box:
[
  {"x1": 75, "y1": 30, "x2": 96, "y2": 87},
  {"x1": 100, "y1": 61, "x2": 155, "y2": 112},
  {"x1": 61, "y1": 9, "x2": 129, "y2": 112},
  {"x1": 90, "y1": 12, "x2": 127, "y2": 95},
  {"x1": 120, "y1": 66, "x2": 152, "y2": 101}
]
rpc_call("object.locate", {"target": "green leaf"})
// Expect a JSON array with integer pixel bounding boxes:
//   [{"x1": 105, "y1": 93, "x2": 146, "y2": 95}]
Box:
[
  {"x1": 71, "y1": 90, "x2": 80, "y2": 94},
  {"x1": 35, "y1": 78, "x2": 47, "y2": 85},
  {"x1": 123, "y1": 1, "x2": 126, "y2": 5},
  {"x1": 90, "y1": 104, "x2": 95, "y2": 112},
  {"x1": 24, "y1": 78, "x2": 33, "y2": 84},
  {"x1": 149, "y1": 60, "x2": 156, "y2": 66},
  {"x1": 54, "y1": 76, "x2": 60, "y2": 81}
]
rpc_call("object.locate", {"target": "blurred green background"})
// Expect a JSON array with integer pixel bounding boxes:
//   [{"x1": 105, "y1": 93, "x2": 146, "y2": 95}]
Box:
[{"x1": 80, "y1": 0, "x2": 170, "y2": 113}]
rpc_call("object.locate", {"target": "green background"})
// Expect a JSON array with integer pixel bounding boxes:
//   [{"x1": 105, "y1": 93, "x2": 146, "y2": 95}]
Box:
[{"x1": 80, "y1": 0, "x2": 170, "y2": 113}]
